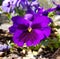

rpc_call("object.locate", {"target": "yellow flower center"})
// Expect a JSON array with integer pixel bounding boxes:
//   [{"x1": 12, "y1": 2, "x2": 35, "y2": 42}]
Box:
[{"x1": 28, "y1": 27, "x2": 32, "y2": 32}]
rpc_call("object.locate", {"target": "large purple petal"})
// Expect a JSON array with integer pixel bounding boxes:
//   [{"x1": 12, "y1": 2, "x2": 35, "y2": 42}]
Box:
[
  {"x1": 9, "y1": 23, "x2": 29, "y2": 33},
  {"x1": 32, "y1": 15, "x2": 51, "y2": 28},
  {"x1": 12, "y1": 16, "x2": 29, "y2": 26},
  {"x1": 11, "y1": 16, "x2": 31, "y2": 32}
]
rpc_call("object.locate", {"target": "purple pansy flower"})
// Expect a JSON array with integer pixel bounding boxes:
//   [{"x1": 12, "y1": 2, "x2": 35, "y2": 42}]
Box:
[{"x1": 9, "y1": 13, "x2": 51, "y2": 47}]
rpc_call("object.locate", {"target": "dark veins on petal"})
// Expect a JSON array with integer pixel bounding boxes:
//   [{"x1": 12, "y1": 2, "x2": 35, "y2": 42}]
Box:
[{"x1": 18, "y1": 30, "x2": 37, "y2": 43}]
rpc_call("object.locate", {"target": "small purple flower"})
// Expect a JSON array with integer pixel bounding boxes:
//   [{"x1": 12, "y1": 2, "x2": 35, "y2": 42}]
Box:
[
  {"x1": 0, "y1": 44, "x2": 10, "y2": 51},
  {"x1": 9, "y1": 13, "x2": 51, "y2": 47},
  {"x1": 0, "y1": 44, "x2": 4, "y2": 51},
  {"x1": 2, "y1": 0, "x2": 18, "y2": 12},
  {"x1": 2, "y1": 0, "x2": 24, "y2": 13}
]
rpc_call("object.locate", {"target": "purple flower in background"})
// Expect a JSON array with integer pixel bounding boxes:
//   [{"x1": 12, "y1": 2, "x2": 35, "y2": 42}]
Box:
[
  {"x1": 52, "y1": 0, "x2": 60, "y2": 14},
  {"x1": 9, "y1": 13, "x2": 51, "y2": 47},
  {"x1": 2, "y1": 0, "x2": 39, "y2": 13},
  {"x1": 31, "y1": 0, "x2": 39, "y2": 11},
  {"x1": 42, "y1": 7, "x2": 56, "y2": 16},
  {"x1": 0, "y1": 44, "x2": 4, "y2": 51},
  {"x1": 20, "y1": 0, "x2": 39, "y2": 14},
  {"x1": 56, "y1": 5, "x2": 60, "y2": 11},
  {"x1": 0, "y1": 44, "x2": 10, "y2": 51},
  {"x1": 2, "y1": 0, "x2": 18, "y2": 12},
  {"x1": 55, "y1": 5, "x2": 60, "y2": 15},
  {"x1": 52, "y1": 0, "x2": 60, "y2": 15}
]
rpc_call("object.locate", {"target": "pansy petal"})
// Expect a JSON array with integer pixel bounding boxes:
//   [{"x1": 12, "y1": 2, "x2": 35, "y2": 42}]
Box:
[
  {"x1": 2, "y1": 6, "x2": 10, "y2": 12},
  {"x1": 26, "y1": 40, "x2": 33, "y2": 46},
  {"x1": 24, "y1": 14, "x2": 33, "y2": 20},
  {"x1": 32, "y1": 15, "x2": 51, "y2": 27},
  {"x1": 33, "y1": 29, "x2": 44, "y2": 46},
  {"x1": 41, "y1": 27, "x2": 51, "y2": 37},
  {"x1": 13, "y1": 29, "x2": 24, "y2": 47},
  {"x1": 12, "y1": 16, "x2": 29, "y2": 26},
  {"x1": 9, "y1": 25, "x2": 17, "y2": 33},
  {"x1": 18, "y1": 41, "x2": 24, "y2": 47}
]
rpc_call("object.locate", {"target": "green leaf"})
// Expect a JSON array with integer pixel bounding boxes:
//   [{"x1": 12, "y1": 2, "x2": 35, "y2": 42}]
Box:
[
  {"x1": 10, "y1": 43, "x2": 15, "y2": 47},
  {"x1": 48, "y1": 12, "x2": 55, "y2": 17},
  {"x1": 7, "y1": 13, "x2": 11, "y2": 20},
  {"x1": 3, "y1": 13, "x2": 11, "y2": 20},
  {"x1": 0, "y1": 0, "x2": 3, "y2": 5},
  {"x1": 29, "y1": 44, "x2": 41, "y2": 51},
  {"x1": 15, "y1": 8, "x2": 25, "y2": 16}
]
